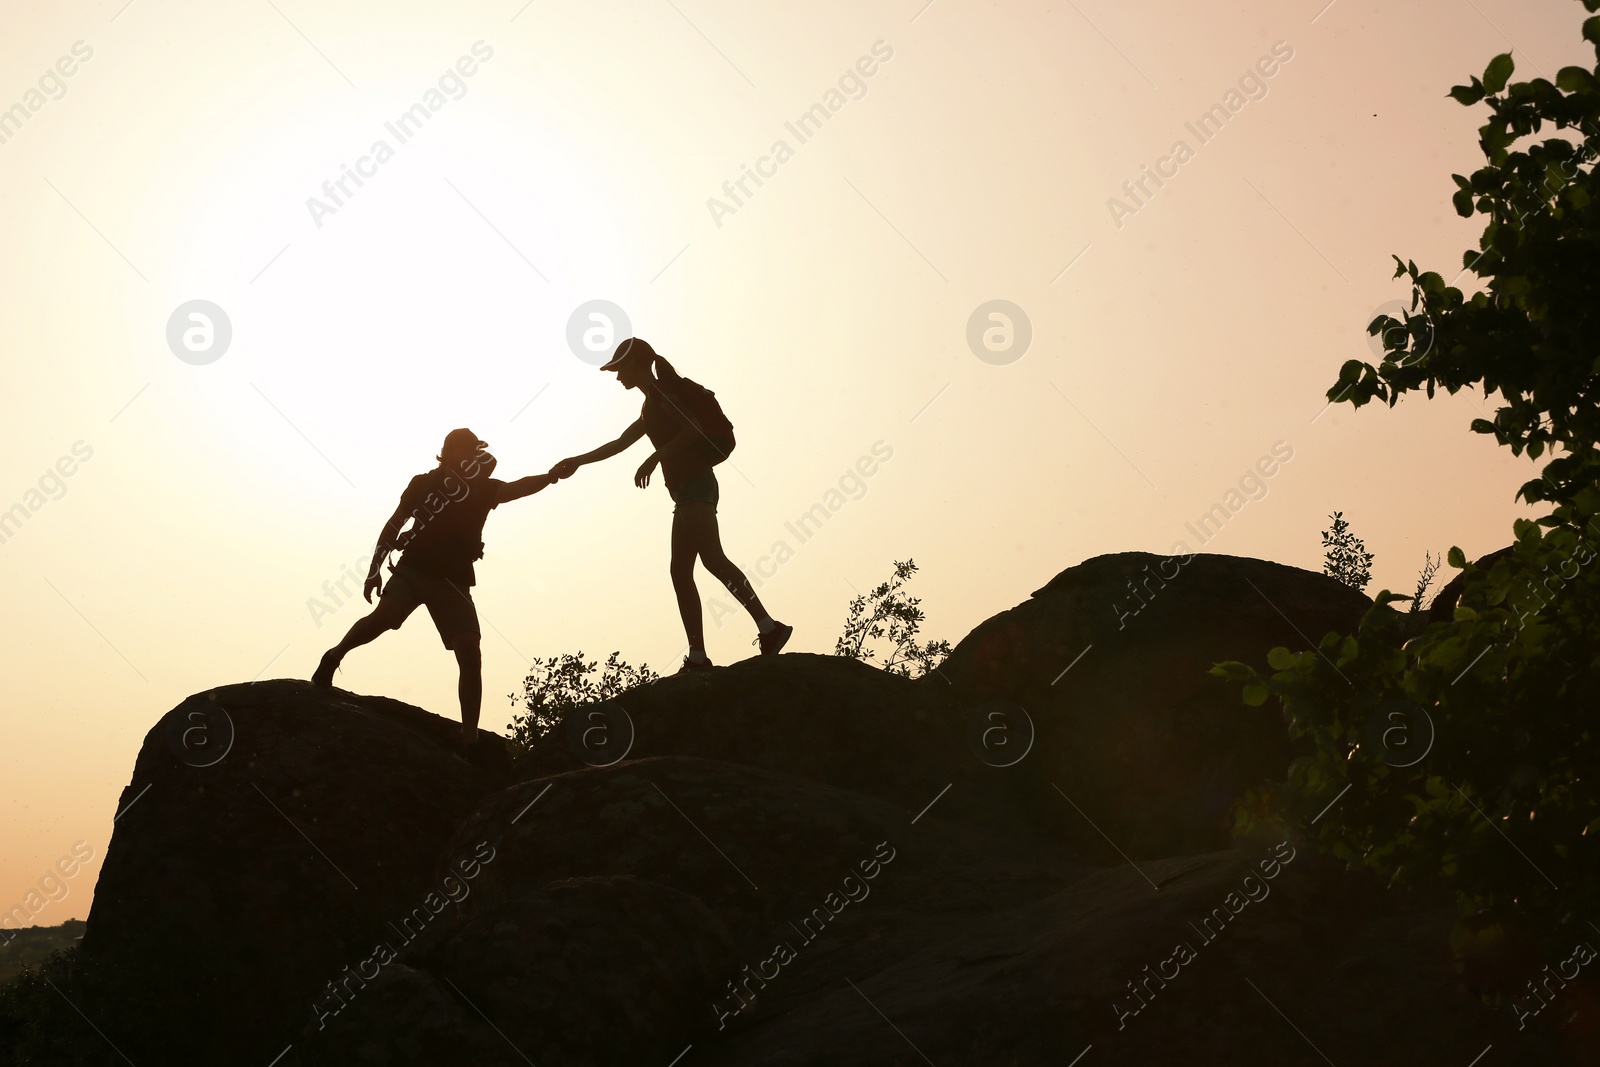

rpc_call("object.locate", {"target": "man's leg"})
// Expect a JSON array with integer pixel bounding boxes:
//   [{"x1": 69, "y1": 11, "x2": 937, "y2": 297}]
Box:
[
  {"x1": 313, "y1": 597, "x2": 410, "y2": 688},
  {"x1": 454, "y1": 641, "x2": 482, "y2": 748},
  {"x1": 422, "y1": 575, "x2": 484, "y2": 748},
  {"x1": 331, "y1": 613, "x2": 392, "y2": 657}
]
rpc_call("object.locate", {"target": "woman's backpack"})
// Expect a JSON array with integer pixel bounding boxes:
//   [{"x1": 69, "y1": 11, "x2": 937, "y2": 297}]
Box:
[{"x1": 665, "y1": 377, "x2": 736, "y2": 465}]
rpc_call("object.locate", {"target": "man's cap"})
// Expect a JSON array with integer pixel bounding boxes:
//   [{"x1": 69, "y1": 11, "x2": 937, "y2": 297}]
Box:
[
  {"x1": 600, "y1": 336, "x2": 655, "y2": 372},
  {"x1": 441, "y1": 428, "x2": 488, "y2": 453}
]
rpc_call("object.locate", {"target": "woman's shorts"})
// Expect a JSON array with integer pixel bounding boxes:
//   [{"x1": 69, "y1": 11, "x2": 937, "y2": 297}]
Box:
[{"x1": 669, "y1": 469, "x2": 720, "y2": 512}]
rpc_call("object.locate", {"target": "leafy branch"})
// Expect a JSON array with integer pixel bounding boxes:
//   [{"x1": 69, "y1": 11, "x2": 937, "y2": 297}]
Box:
[
  {"x1": 508, "y1": 651, "x2": 658, "y2": 754},
  {"x1": 835, "y1": 559, "x2": 951, "y2": 679}
]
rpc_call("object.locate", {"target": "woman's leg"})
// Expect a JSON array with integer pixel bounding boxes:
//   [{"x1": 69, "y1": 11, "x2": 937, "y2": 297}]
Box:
[
  {"x1": 670, "y1": 504, "x2": 709, "y2": 656},
  {"x1": 686, "y1": 505, "x2": 772, "y2": 624}
]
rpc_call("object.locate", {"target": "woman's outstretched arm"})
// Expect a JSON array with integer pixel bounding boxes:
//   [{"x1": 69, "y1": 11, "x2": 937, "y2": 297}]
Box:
[{"x1": 551, "y1": 419, "x2": 646, "y2": 479}]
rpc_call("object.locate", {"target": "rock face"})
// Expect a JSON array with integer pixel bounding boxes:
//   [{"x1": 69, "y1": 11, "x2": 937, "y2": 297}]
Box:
[
  {"x1": 431, "y1": 876, "x2": 732, "y2": 1065},
  {"x1": 935, "y1": 552, "x2": 1374, "y2": 857},
  {"x1": 29, "y1": 553, "x2": 1576, "y2": 1065},
  {"x1": 294, "y1": 964, "x2": 524, "y2": 1067},
  {"x1": 78, "y1": 681, "x2": 513, "y2": 1063}
]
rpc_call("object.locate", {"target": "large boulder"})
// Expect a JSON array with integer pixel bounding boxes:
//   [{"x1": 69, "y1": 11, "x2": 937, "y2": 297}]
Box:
[
  {"x1": 291, "y1": 756, "x2": 1079, "y2": 1066},
  {"x1": 434, "y1": 756, "x2": 1073, "y2": 950},
  {"x1": 514, "y1": 654, "x2": 1030, "y2": 835},
  {"x1": 79, "y1": 680, "x2": 512, "y2": 1064},
  {"x1": 698, "y1": 848, "x2": 1510, "y2": 1067},
  {"x1": 295, "y1": 965, "x2": 525, "y2": 1067},
  {"x1": 430, "y1": 876, "x2": 733, "y2": 1066},
  {"x1": 934, "y1": 552, "x2": 1373, "y2": 857}
]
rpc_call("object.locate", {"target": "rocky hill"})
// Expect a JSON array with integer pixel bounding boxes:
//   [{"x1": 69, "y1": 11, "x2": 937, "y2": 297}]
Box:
[{"x1": 1, "y1": 552, "x2": 1579, "y2": 1065}]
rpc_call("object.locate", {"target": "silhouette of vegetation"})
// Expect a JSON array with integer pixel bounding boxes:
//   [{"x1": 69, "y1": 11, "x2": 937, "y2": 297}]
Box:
[
  {"x1": 835, "y1": 559, "x2": 951, "y2": 678},
  {"x1": 1320, "y1": 511, "x2": 1374, "y2": 591},
  {"x1": 0, "y1": 947, "x2": 102, "y2": 1064},
  {"x1": 0, "y1": 920, "x2": 82, "y2": 982},
  {"x1": 1409, "y1": 550, "x2": 1442, "y2": 613},
  {"x1": 1216, "y1": 3, "x2": 1600, "y2": 968},
  {"x1": 509, "y1": 652, "x2": 658, "y2": 751}
]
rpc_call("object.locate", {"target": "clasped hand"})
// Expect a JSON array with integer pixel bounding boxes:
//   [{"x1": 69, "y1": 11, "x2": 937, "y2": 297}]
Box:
[{"x1": 546, "y1": 455, "x2": 658, "y2": 489}]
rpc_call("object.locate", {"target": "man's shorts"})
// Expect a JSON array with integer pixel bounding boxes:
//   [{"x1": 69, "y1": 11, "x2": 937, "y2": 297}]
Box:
[
  {"x1": 368, "y1": 564, "x2": 480, "y2": 650},
  {"x1": 669, "y1": 469, "x2": 720, "y2": 512}
]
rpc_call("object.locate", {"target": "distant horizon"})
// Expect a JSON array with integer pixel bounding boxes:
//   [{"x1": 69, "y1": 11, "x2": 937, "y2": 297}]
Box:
[{"x1": 0, "y1": 917, "x2": 84, "y2": 933}]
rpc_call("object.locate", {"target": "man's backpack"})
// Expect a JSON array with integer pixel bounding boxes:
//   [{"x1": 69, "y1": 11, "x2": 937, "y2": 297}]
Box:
[{"x1": 667, "y1": 377, "x2": 736, "y2": 465}]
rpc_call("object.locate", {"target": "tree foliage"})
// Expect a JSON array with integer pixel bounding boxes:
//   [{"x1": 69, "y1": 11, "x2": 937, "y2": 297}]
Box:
[
  {"x1": 835, "y1": 559, "x2": 952, "y2": 678},
  {"x1": 1217, "y1": 2, "x2": 1600, "y2": 969},
  {"x1": 1337, "y1": 5, "x2": 1600, "y2": 515}
]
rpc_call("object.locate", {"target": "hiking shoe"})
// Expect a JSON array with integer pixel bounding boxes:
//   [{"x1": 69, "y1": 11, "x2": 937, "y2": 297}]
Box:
[
  {"x1": 312, "y1": 649, "x2": 341, "y2": 689},
  {"x1": 677, "y1": 655, "x2": 715, "y2": 674},
  {"x1": 757, "y1": 622, "x2": 793, "y2": 656}
]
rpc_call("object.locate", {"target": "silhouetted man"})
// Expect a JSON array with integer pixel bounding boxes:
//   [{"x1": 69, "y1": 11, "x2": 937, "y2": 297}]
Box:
[{"x1": 313, "y1": 429, "x2": 554, "y2": 750}]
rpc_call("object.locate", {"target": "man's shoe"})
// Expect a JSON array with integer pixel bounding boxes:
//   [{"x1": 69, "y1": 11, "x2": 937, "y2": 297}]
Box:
[
  {"x1": 312, "y1": 649, "x2": 341, "y2": 689},
  {"x1": 677, "y1": 655, "x2": 715, "y2": 674},
  {"x1": 757, "y1": 622, "x2": 794, "y2": 656}
]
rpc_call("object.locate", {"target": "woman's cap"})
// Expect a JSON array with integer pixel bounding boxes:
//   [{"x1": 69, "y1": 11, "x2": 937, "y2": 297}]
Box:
[{"x1": 600, "y1": 336, "x2": 655, "y2": 372}]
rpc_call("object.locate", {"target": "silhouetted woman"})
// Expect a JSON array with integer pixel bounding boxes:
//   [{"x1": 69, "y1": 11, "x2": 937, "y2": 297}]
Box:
[{"x1": 551, "y1": 338, "x2": 791, "y2": 672}]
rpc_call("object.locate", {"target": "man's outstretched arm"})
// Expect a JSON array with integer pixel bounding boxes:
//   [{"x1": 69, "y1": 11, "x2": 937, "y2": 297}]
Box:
[
  {"x1": 497, "y1": 473, "x2": 557, "y2": 503},
  {"x1": 550, "y1": 419, "x2": 646, "y2": 479}
]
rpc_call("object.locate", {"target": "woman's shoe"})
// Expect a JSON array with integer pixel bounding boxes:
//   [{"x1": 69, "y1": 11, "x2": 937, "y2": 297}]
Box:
[
  {"x1": 757, "y1": 622, "x2": 793, "y2": 656},
  {"x1": 677, "y1": 655, "x2": 715, "y2": 674}
]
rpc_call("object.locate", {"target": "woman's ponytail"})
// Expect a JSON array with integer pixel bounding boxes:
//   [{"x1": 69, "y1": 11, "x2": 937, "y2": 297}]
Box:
[{"x1": 651, "y1": 352, "x2": 682, "y2": 383}]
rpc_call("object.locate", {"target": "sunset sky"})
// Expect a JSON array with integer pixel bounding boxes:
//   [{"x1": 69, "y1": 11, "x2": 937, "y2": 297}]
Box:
[{"x1": 1, "y1": 0, "x2": 1590, "y2": 920}]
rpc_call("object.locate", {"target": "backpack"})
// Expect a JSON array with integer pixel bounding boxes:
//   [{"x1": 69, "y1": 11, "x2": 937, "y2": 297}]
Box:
[{"x1": 667, "y1": 376, "x2": 737, "y2": 465}]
